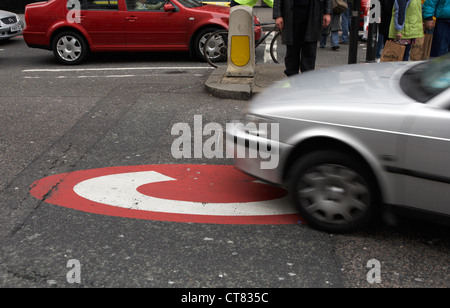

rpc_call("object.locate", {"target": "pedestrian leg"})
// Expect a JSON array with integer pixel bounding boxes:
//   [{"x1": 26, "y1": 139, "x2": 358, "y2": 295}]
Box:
[
  {"x1": 284, "y1": 44, "x2": 302, "y2": 76},
  {"x1": 341, "y1": 6, "x2": 350, "y2": 43},
  {"x1": 331, "y1": 30, "x2": 340, "y2": 50},
  {"x1": 300, "y1": 41, "x2": 317, "y2": 72},
  {"x1": 430, "y1": 19, "x2": 450, "y2": 57}
]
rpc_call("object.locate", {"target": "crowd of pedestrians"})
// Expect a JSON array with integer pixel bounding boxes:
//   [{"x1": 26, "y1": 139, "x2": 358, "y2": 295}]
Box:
[{"x1": 232, "y1": 0, "x2": 449, "y2": 76}]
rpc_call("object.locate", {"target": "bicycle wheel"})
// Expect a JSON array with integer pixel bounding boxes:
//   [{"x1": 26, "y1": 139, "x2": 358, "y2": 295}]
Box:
[
  {"x1": 269, "y1": 31, "x2": 286, "y2": 64},
  {"x1": 203, "y1": 30, "x2": 228, "y2": 69}
]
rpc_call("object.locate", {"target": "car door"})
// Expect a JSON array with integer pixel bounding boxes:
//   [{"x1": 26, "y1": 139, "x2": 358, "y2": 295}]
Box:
[
  {"x1": 402, "y1": 102, "x2": 450, "y2": 216},
  {"x1": 75, "y1": 0, "x2": 126, "y2": 48},
  {"x1": 124, "y1": 0, "x2": 188, "y2": 49}
]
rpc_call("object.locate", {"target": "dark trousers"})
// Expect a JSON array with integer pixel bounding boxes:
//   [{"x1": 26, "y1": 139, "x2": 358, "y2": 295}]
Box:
[
  {"x1": 285, "y1": 41, "x2": 317, "y2": 76},
  {"x1": 284, "y1": 9, "x2": 317, "y2": 76},
  {"x1": 430, "y1": 19, "x2": 450, "y2": 58}
]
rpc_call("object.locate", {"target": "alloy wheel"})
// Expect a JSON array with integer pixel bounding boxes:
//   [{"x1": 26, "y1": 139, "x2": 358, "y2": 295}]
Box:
[
  {"x1": 56, "y1": 35, "x2": 83, "y2": 63},
  {"x1": 201, "y1": 31, "x2": 227, "y2": 62}
]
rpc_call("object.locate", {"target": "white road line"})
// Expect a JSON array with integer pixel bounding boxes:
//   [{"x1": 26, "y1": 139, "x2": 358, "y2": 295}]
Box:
[
  {"x1": 22, "y1": 66, "x2": 213, "y2": 73},
  {"x1": 24, "y1": 75, "x2": 135, "y2": 79},
  {"x1": 77, "y1": 75, "x2": 135, "y2": 78},
  {"x1": 23, "y1": 73, "x2": 208, "y2": 79},
  {"x1": 105, "y1": 75, "x2": 135, "y2": 78},
  {"x1": 264, "y1": 32, "x2": 276, "y2": 63}
]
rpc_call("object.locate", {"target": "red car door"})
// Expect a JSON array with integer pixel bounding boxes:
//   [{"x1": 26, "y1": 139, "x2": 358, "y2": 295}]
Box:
[
  {"x1": 124, "y1": 0, "x2": 188, "y2": 49},
  {"x1": 77, "y1": 0, "x2": 126, "y2": 49}
]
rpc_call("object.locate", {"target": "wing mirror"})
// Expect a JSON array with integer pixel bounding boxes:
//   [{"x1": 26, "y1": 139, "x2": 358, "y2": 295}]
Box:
[{"x1": 164, "y1": 3, "x2": 176, "y2": 12}]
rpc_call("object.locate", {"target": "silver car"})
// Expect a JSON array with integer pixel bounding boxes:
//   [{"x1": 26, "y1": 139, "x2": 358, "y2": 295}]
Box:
[
  {"x1": 227, "y1": 54, "x2": 450, "y2": 233},
  {"x1": 0, "y1": 10, "x2": 24, "y2": 40}
]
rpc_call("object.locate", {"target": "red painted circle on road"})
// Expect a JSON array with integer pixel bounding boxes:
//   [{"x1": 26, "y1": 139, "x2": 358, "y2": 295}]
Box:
[
  {"x1": 136, "y1": 165, "x2": 287, "y2": 203},
  {"x1": 29, "y1": 164, "x2": 302, "y2": 225}
]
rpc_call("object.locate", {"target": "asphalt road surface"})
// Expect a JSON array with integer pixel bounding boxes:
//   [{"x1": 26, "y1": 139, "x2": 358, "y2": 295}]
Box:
[{"x1": 0, "y1": 32, "x2": 449, "y2": 292}]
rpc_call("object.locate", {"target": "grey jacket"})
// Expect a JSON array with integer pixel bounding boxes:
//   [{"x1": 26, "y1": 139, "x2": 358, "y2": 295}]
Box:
[{"x1": 273, "y1": 0, "x2": 333, "y2": 44}]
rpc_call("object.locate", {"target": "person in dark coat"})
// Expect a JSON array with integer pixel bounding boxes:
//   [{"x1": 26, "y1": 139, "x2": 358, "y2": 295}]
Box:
[
  {"x1": 273, "y1": 0, "x2": 332, "y2": 76},
  {"x1": 376, "y1": 0, "x2": 395, "y2": 59}
]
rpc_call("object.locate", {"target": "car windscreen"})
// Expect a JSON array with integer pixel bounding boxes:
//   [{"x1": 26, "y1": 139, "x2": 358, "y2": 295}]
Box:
[
  {"x1": 176, "y1": 0, "x2": 205, "y2": 7},
  {"x1": 400, "y1": 54, "x2": 450, "y2": 103}
]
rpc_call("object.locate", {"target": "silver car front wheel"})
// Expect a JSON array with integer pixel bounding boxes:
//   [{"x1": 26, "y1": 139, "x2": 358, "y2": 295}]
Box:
[{"x1": 289, "y1": 151, "x2": 380, "y2": 233}]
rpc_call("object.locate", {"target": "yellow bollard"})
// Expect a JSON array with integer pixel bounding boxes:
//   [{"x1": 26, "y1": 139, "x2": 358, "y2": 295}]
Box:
[{"x1": 226, "y1": 5, "x2": 255, "y2": 77}]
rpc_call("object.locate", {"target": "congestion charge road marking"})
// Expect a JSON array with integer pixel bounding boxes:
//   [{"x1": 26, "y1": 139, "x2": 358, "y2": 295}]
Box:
[{"x1": 29, "y1": 164, "x2": 302, "y2": 225}]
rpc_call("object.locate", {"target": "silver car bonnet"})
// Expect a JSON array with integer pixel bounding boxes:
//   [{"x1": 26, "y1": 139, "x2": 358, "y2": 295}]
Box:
[
  {"x1": 0, "y1": 10, "x2": 18, "y2": 19},
  {"x1": 251, "y1": 61, "x2": 419, "y2": 109}
]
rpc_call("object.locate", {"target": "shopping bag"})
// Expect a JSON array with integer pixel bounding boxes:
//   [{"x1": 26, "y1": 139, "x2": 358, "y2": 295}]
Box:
[
  {"x1": 410, "y1": 36, "x2": 425, "y2": 61},
  {"x1": 381, "y1": 40, "x2": 406, "y2": 62},
  {"x1": 423, "y1": 33, "x2": 433, "y2": 59},
  {"x1": 410, "y1": 34, "x2": 433, "y2": 60}
]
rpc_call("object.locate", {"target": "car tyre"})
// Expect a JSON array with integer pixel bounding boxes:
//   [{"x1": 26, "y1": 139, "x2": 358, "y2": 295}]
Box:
[
  {"x1": 289, "y1": 151, "x2": 380, "y2": 233},
  {"x1": 52, "y1": 31, "x2": 89, "y2": 65},
  {"x1": 203, "y1": 30, "x2": 228, "y2": 66},
  {"x1": 193, "y1": 27, "x2": 222, "y2": 60}
]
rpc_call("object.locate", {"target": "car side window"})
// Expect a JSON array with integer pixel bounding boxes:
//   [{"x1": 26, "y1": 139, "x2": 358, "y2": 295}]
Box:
[
  {"x1": 126, "y1": 0, "x2": 166, "y2": 11},
  {"x1": 67, "y1": 0, "x2": 119, "y2": 11}
]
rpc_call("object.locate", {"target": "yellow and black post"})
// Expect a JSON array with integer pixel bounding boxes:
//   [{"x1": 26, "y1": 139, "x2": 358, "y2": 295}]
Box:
[{"x1": 226, "y1": 5, "x2": 256, "y2": 77}]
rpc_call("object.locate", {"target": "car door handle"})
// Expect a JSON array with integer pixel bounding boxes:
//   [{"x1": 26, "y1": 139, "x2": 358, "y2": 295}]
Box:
[{"x1": 126, "y1": 16, "x2": 138, "y2": 22}]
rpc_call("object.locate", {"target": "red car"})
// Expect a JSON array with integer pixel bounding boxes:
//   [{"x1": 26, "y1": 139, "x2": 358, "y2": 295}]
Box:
[
  {"x1": 23, "y1": 0, "x2": 259, "y2": 65},
  {"x1": 360, "y1": 0, "x2": 369, "y2": 31}
]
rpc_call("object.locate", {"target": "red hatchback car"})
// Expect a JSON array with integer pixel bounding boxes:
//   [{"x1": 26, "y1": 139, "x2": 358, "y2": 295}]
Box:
[{"x1": 23, "y1": 0, "x2": 256, "y2": 65}]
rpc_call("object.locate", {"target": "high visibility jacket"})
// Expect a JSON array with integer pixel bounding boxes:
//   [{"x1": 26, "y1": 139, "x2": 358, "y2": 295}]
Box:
[
  {"x1": 389, "y1": 0, "x2": 424, "y2": 39},
  {"x1": 234, "y1": 0, "x2": 274, "y2": 8}
]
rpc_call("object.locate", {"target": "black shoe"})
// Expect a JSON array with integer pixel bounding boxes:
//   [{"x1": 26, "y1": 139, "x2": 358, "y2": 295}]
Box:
[
  {"x1": 332, "y1": 46, "x2": 339, "y2": 51},
  {"x1": 284, "y1": 70, "x2": 299, "y2": 77}
]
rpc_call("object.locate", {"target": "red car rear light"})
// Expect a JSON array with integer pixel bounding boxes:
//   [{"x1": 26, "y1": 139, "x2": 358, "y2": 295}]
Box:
[{"x1": 24, "y1": 7, "x2": 28, "y2": 26}]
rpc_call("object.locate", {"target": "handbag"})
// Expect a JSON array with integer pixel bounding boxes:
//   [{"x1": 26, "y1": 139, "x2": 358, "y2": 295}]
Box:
[
  {"x1": 332, "y1": 0, "x2": 348, "y2": 14},
  {"x1": 381, "y1": 40, "x2": 406, "y2": 62}
]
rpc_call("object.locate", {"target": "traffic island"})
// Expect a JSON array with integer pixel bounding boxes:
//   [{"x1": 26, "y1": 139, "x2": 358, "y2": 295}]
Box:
[{"x1": 205, "y1": 63, "x2": 285, "y2": 100}]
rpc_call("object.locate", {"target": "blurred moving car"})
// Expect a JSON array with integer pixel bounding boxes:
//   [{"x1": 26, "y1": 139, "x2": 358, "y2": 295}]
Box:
[
  {"x1": 23, "y1": 0, "x2": 262, "y2": 64},
  {"x1": 227, "y1": 54, "x2": 450, "y2": 233},
  {"x1": 0, "y1": 10, "x2": 25, "y2": 40}
]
